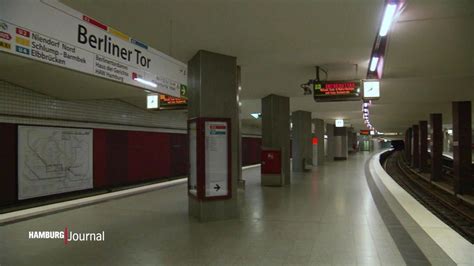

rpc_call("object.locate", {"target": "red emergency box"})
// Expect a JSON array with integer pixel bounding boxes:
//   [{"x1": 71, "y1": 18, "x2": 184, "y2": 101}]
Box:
[{"x1": 261, "y1": 149, "x2": 281, "y2": 174}]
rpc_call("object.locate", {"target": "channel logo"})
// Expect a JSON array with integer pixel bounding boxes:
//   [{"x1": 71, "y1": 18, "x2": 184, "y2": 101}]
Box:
[
  {"x1": 0, "y1": 22, "x2": 7, "y2": 31},
  {"x1": 28, "y1": 227, "x2": 105, "y2": 244}
]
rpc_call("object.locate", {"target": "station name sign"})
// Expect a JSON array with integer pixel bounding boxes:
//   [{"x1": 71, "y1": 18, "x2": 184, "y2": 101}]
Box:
[
  {"x1": 0, "y1": 0, "x2": 186, "y2": 97},
  {"x1": 313, "y1": 80, "x2": 361, "y2": 102}
]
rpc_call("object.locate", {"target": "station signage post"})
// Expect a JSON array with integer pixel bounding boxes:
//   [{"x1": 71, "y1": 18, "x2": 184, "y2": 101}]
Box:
[{"x1": 188, "y1": 118, "x2": 232, "y2": 200}]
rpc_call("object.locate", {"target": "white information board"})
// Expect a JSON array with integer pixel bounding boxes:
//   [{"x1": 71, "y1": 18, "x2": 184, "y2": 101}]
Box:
[
  {"x1": 0, "y1": 0, "x2": 186, "y2": 97},
  {"x1": 204, "y1": 121, "x2": 228, "y2": 197},
  {"x1": 18, "y1": 126, "x2": 93, "y2": 199},
  {"x1": 189, "y1": 122, "x2": 197, "y2": 196}
]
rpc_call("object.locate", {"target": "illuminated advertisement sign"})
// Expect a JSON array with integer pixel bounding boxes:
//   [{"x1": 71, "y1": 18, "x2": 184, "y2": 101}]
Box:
[{"x1": 313, "y1": 80, "x2": 361, "y2": 102}]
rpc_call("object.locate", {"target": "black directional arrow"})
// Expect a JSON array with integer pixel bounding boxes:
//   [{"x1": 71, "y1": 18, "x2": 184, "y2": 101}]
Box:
[{"x1": 214, "y1": 184, "x2": 221, "y2": 191}]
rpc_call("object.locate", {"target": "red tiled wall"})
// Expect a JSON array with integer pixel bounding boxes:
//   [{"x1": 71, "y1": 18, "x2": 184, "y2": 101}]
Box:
[
  {"x1": 0, "y1": 123, "x2": 260, "y2": 206},
  {"x1": 0, "y1": 123, "x2": 17, "y2": 205},
  {"x1": 242, "y1": 137, "x2": 262, "y2": 166}
]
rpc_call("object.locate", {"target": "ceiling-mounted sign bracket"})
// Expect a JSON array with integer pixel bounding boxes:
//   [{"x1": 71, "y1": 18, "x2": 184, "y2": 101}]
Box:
[{"x1": 315, "y1": 66, "x2": 328, "y2": 82}]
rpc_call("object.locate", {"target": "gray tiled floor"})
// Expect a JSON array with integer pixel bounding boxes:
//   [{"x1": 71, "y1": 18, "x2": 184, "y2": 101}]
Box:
[{"x1": 1, "y1": 152, "x2": 420, "y2": 265}]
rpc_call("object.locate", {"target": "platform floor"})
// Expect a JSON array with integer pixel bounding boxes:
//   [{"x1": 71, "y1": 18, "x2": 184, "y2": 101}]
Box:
[{"x1": 0, "y1": 152, "x2": 454, "y2": 265}]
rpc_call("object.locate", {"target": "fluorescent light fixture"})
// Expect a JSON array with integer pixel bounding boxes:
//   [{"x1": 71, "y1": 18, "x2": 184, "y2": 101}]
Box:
[
  {"x1": 250, "y1": 113, "x2": 261, "y2": 119},
  {"x1": 335, "y1": 119, "x2": 344, "y2": 127},
  {"x1": 134, "y1": 77, "x2": 157, "y2": 88},
  {"x1": 324, "y1": 134, "x2": 328, "y2": 139},
  {"x1": 369, "y1": 57, "x2": 379, "y2": 71},
  {"x1": 379, "y1": 4, "x2": 397, "y2": 37},
  {"x1": 447, "y1": 129, "x2": 453, "y2": 135},
  {"x1": 363, "y1": 103, "x2": 369, "y2": 108},
  {"x1": 147, "y1": 94, "x2": 159, "y2": 109}
]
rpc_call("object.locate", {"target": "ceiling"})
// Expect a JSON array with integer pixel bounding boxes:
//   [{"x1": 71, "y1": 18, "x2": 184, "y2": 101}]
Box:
[{"x1": 29, "y1": 0, "x2": 473, "y2": 132}]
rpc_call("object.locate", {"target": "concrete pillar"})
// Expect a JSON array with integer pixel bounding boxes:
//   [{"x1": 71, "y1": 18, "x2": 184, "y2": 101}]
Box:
[
  {"x1": 187, "y1": 50, "x2": 239, "y2": 221},
  {"x1": 412, "y1": 125, "x2": 420, "y2": 168},
  {"x1": 429, "y1": 114, "x2": 443, "y2": 181},
  {"x1": 452, "y1": 101, "x2": 472, "y2": 194},
  {"x1": 236, "y1": 66, "x2": 244, "y2": 189},
  {"x1": 262, "y1": 94, "x2": 290, "y2": 186},
  {"x1": 405, "y1": 128, "x2": 412, "y2": 162},
  {"x1": 326, "y1": 123, "x2": 335, "y2": 160},
  {"x1": 292, "y1": 111, "x2": 312, "y2": 172},
  {"x1": 419, "y1": 121, "x2": 428, "y2": 171},
  {"x1": 334, "y1": 127, "x2": 348, "y2": 160},
  {"x1": 312, "y1": 119, "x2": 325, "y2": 166}
]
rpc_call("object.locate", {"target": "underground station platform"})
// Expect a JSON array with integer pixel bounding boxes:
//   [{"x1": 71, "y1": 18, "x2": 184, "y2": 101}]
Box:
[{"x1": 0, "y1": 0, "x2": 473, "y2": 265}]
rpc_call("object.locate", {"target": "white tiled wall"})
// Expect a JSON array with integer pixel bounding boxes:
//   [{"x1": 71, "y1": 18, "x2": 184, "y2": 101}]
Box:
[
  {"x1": 0, "y1": 80, "x2": 187, "y2": 133},
  {"x1": 0, "y1": 80, "x2": 262, "y2": 135}
]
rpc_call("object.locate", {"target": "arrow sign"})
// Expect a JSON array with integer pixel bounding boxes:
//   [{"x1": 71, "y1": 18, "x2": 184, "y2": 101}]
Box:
[{"x1": 214, "y1": 184, "x2": 221, "y2": 191}]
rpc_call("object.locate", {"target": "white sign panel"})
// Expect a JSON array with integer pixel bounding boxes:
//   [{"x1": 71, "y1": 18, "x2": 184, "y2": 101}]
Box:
[
  {"x1": 335, "y1": 119, "x2": 344, "y2": 128},
  {"x1": 147, "y1": 94, "x2": 159, "y2": 109},
  {"x1": 204, "y1": 122, "x2": 228, "y2": 197},
  {"x1": 18, "y1": 126, "x2": 93, "y2": 200},
  {"x1": 363, "y1": 80, "x2": 380, "y2": 99},
  {"x1": 189, "y1": 122, "x2": 197, "y2": 196},
  {"x1": 0, "y1": 0, "x2": 186, "y2": 97}
]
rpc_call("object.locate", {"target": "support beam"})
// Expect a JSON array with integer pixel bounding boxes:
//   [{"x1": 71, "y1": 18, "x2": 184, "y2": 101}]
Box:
[
  {"x1": 405, "y1": 128, "x2": 412, "y2": 163},
  {"x1": 187, "y1": 50, "x2": 239, "y2": 221},
  {"x1": 411, "y1": 125, "x2": 420, "y2": 168},
  {"x1": 262, "y1": 94, "x2": 291, "y2": 186},
  {"x1": 452, "y1": 101, "x2": 472, "y2": 194},
  {"x1": 429, "y1": 114, "x2": 442, "y2": 181},
  {"x1": 292, "y1": 111, "x2": 312, "y2": 172},
  {"x1": 419, "y1": 121, "x2": 428, "y2": 172},
  {"x1": 312, "y1": 118, "x2": 325, "y2": 166}
]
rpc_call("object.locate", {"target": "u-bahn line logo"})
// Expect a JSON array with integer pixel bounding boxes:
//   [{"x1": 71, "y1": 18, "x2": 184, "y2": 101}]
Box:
[{"x1": 28, "y1": 227, "x2": 105, "y2": 244}]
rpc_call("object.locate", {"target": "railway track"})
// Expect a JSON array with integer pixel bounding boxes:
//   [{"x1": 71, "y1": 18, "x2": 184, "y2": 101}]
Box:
[{"x1": 383, "y1": 151, "x2": 474, "y2": 244}]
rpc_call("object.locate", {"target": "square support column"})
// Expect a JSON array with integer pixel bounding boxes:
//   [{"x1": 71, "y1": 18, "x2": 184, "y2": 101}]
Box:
[
  {"x1": 405, "y1": 128, "x2": 412, "y2": 163},
  {"x1": 312, "y1": 119, "x2": 325, "y2": 166},
  {"x1": 452, "y1": 101, "x2": 472, "y2": 194},
  {"x1": 187, "y1": 50, "x2": 239, "y2": 221},
  {"x1": 326, "y1": 124, "x2": 335, "y2": 160},
  {"x1": 411, "y1": 125, "x2": 420, "y2": 168},
  {"x1": 429, "y1": 114, "x2": 443, "y2": 181},
  {"x1": 262, "y1": 94, "x2": 290, "y2": 186},
  {"x1": 292, "y1": 111, "x2": 312, "y2": 172},
  {"x1": 333, "y1": 127, "x2": 348, "y2": 160},
  {"x1": 419, "y1": 121, "x2": 428, "y2": 172}
]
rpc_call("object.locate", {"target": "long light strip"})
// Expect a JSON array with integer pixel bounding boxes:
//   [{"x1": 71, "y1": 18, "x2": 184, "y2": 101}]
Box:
[
  {"x1": 134, "y1": 77, "x2": 157, "y2": 88},
  {"x1": 379, "y1": 4, "x2": 398, "y2": 36},
  {"x1": 369, "y1": 57, "x2": 379, "y2": 71}
]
